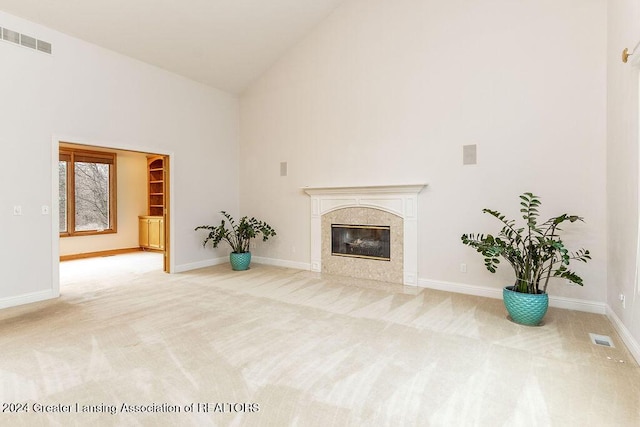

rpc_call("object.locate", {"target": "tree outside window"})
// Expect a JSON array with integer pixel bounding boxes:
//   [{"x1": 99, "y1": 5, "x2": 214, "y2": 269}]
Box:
[{"x1": 59, "y1": 147, "x2": 117, "y2": 236}]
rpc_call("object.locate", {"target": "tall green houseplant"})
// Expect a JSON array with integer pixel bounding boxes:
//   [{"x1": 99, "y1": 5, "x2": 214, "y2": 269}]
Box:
[
  {"x1": 461, "y1": 193, "x2": 591, "y2": 295},
  {"x1": 195, "y1": 211, "x2": 276, "y2": 271}
]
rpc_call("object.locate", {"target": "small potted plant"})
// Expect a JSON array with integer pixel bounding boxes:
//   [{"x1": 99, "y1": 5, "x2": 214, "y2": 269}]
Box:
[
  {"x1": 195, "y1": 211, "x2": 276, "y2": 271},
  {"x1": 461, "y1": 192, "x2": 590, "y2": 325}
]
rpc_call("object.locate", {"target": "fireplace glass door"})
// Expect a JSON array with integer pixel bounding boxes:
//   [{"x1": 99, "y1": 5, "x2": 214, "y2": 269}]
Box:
[{"x1": 331, "y1": 224, "x2": 391, "y2": 261}]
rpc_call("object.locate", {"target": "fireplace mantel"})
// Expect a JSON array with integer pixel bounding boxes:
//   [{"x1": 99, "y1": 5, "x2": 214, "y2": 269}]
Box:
[
  {"x1": 303, "y1": 184, "x2": 427, "y2": 196},
  {"x1": 304, "y1": 184, "x2": 427, "y2": 285}
]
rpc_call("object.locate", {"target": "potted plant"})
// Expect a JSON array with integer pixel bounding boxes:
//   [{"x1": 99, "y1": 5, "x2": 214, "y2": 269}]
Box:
[
  {"x1": 461, "y1": 192, "x2": 590, "y2": 325},
  {"x1": 195, "y1": 211, "x2": 276, "y2": 271}
]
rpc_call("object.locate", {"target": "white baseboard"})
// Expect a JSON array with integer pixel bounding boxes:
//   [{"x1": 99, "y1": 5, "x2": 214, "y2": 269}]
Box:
[
  {"x1": 252, "y1": 256, "x2": 311, "y2": 271},
  {"x1": 417, "y1": 278, "x2": 606, "y2": 314},
  {"x1": 173, "y1": 257, "x2": 227, "y2": 273},
  {"x1": 0, "y1": 288, "x2": 58, "y2": 310},
  {"x1": 174, "y1": 256, "x2": 310, "y2": 273},
  {"x1": 549, "y1": 295, "x2": 606, "y2": 314},
  {"x1": 606, "y1": 306, "x2": 640, "y2": 365},
  {"x1": 419, "y1": 278, "x2": 502, "y2": 300}
]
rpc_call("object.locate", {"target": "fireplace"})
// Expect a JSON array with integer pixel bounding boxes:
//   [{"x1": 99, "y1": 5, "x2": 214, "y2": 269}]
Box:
[
  {"x1": 304, "y1": 184, "x2": 426, "y2": 285},
  {"x1": 331, "y1": 224, "x2": 391, "y2": 261}
]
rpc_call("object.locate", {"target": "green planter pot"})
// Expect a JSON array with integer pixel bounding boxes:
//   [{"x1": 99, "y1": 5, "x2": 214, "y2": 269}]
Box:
[
  {"x1": 503, "y1": 286, "x2": 549, "y2": 326},
  {"x1": 230, "y1": 252, "x2": 251, "y2": 271}
]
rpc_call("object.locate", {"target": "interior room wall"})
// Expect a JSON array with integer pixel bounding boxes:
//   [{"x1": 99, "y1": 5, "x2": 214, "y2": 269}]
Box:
[
  {"x1": 240, "y1": 0, "x2": 607, "y2": 304},
  {"x1": 606, "y1": 0, "x2": 640, "y2": 358},
  {"x1": 0, "y1": 11, "x2": 239, "y2": 308},
  {"x1": 58, "y1": 148, "x2": 148, "y2": 257}
]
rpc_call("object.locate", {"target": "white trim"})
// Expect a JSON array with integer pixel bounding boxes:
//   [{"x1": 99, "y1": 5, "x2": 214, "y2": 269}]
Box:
[
  {"x1": 175, "y1": 256, "x2": 310, "y2": 273},
  {"x1": 0, "y1": 289, "x2": 58, "y2": 310},
  {"x1": 548, "y1": 295, "x2": 606, "y2": 314},
  {"x1": 252, "y1": 256, "x2": 311, "y2": 271},
  {"x1": 174, "y1": 257, "x2": 227, "y2": 273},
  {"x1": 175, "y1": 256, "x2": 311, "y2": 273},
  {"x1": 419, "y1": 278, "x2": 502, "y2": 299},
  {"x1": 54, "y1": 134, "x2": 175, "y2": 158},
  {"x1": 606, "y1": 306, "x2": 640, "y2": 365},
  {"x1": 51, "y1": 137, "x2": 60, "y2": 300},
  {"x1": 303, "y1": 184, "x2": 427, "y2": 196},
  {"x1": 417, "y1": 278, "x2": 607, "y2": 314},
  {"x1": 637, "y1": 72, "x2": 640, "y2": 297}
]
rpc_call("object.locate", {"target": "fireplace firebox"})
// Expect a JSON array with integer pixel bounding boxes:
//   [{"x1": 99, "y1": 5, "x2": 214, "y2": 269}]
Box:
[{"x1": 331, "y1": 224, "x2": 391, "y2": 261}]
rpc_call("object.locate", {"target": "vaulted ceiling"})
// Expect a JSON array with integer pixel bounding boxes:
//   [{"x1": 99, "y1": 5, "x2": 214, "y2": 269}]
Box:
[{"x1": 0, "y1": 0, "x2": 346, "y2": 94}]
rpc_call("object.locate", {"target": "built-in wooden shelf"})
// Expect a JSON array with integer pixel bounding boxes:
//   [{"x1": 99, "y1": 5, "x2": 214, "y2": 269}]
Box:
[{"x1": 143, "y1": 156, "x2": 166, "y2": 246}]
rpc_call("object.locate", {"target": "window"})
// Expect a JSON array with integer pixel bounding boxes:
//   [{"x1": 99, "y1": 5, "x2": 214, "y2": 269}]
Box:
[{"x1": 59, "y1": 147, "x2": 117, "y2": 236}]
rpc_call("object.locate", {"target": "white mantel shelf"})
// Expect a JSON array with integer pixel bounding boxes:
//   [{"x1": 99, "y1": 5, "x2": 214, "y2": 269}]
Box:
[
  {"x1": 304, "y1": 184, "x2": 427, "y2": 285},
  {"x1": 303, "y1": 184, "x2": 427, "y2": 196}
]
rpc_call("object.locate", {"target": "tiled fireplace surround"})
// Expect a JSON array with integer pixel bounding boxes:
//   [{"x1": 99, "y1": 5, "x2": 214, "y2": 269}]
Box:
[{"x1": 304, "y1": 185, "x2": 426, "y2": 285}]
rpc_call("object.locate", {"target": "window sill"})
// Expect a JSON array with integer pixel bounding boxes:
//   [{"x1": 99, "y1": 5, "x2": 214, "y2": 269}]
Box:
[{"x1": 60, "y1": 229, "x2": 117, "y2": 238}]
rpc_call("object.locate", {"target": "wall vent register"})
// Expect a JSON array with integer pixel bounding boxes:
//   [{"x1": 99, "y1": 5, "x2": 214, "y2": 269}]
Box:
[{"x1": 1, "y1": 25, "x2": 52, "y2": 54}]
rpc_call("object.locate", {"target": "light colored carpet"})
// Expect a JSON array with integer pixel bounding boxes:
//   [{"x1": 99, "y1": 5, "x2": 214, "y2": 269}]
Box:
[{"x1": 1, "y1": 252, "x2": 638, "y2": 426}]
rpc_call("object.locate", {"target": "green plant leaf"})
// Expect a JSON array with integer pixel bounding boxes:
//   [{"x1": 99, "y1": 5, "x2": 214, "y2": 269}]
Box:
[
  {"x1": 461, "y1": 192, "x2": 589, "y2": 294},
  {"x1": 195, "y1": 211, "x2": 276, "y2": 253}
]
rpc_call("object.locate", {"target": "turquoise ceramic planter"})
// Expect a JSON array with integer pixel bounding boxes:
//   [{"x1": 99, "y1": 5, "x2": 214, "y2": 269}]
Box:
[
  {"x1": 230, "y1": 252, "x2": 251, "y2": 271},
  {"x1": 503, "y1": 286, "x2": 549, "y2": 326}
]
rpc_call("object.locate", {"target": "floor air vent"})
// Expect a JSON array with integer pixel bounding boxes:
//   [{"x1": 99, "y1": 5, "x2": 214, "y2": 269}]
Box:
[
  {"x1": 1, "y1": 25, "x2": 52, "y2": 54},
  {"x1": 589, "y1": 333, "x2": 614, "y2": 348}
]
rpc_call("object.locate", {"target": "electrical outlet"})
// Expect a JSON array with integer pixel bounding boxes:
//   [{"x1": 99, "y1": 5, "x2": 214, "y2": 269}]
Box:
[
  {"x1": 619, "y1": 293, "x2": 626, "y2": 309},
  {"x1": 460, "y1": 263, "x2": 467, "y2": 273},
  {"x1": 41, "y1": 205, "x2": 49, "y2": 215},
  {"x1": 13, "y1": 205, "x2": 22, "y2": 216}
]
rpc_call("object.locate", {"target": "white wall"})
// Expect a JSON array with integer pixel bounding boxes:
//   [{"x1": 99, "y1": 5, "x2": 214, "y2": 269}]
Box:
[
  {"x1": 607, "y1": 0, "x2": 640, "y2": 358},
  {"x1": 58, "y1": 148, "x2": 147, "y2": 257},
  {"x1": 240, "y1": 0, "x2": 607, "y2": 304},
  {"x1": 0, "y1": 11, "x2": 239, "y2": 307}
]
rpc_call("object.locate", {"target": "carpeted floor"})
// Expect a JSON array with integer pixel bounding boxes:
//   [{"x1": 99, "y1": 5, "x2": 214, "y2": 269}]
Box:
[{"x1": 1, "y1": 252, "x2": 638, "y2": 426}]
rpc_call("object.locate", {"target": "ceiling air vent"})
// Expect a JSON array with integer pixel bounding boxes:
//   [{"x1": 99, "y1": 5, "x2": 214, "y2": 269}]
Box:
[{"x1": 1, "y1": 25, "x2": 52, "y2": 54}]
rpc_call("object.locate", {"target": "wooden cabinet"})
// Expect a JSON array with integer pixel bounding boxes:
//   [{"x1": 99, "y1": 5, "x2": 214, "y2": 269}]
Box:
[
  {"x1": 139, "y1": 216, "x2": 164, "y2": 250},
  {"x1": 140, "y1": 156, "x2": 166, "y2": 250}
]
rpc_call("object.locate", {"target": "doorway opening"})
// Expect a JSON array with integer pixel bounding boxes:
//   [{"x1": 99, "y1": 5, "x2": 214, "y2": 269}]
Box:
[{"x1": 54, "y1": 139, "x2": 172, "y2": 292}]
